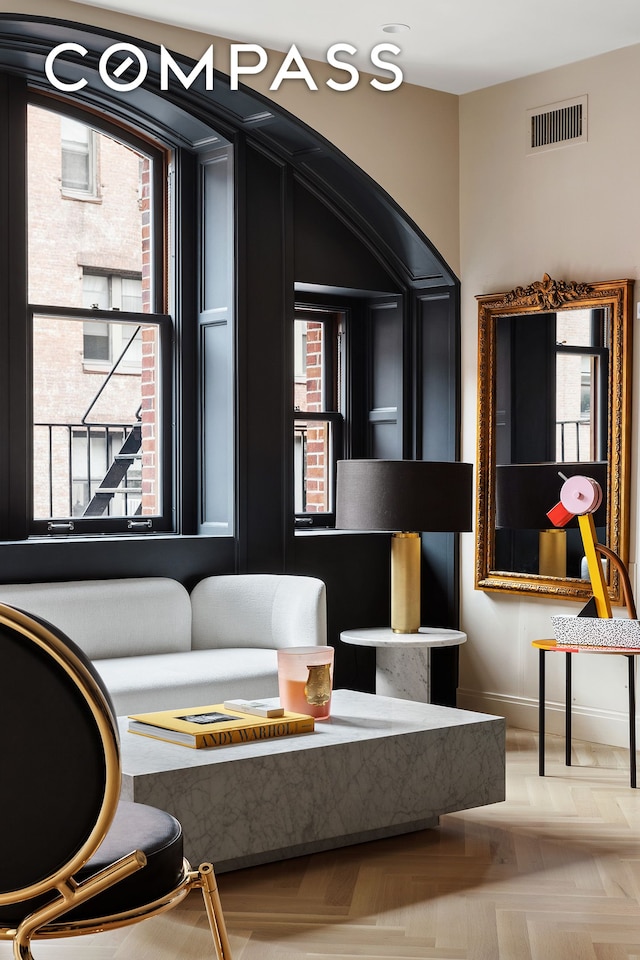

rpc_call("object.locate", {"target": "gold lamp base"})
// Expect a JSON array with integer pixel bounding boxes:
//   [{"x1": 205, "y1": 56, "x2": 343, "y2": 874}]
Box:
[
  {"x1": 538, "y1": 529, "x2": 566, "y2": 578},
  {"x1": 391, "y1": 532, "x2": 421, "y2": 633}
]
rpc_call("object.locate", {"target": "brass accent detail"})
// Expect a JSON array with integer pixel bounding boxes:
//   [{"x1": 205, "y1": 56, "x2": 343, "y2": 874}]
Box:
[
  {"x1": 475, "y1": 276, "x2": 633, "y2": 604},
  {"x1": 503, "y1": 273, "x2": 593, "y2": 310},
  {"x1": 391, "y1": 532, "x2": 421, "y2": 634},
  {"x1": 304, "y1": 663, "x2": 331, "y2": 706},
  {"x1": 538, "y1": 530, "x2": 567, "y2": 579}
]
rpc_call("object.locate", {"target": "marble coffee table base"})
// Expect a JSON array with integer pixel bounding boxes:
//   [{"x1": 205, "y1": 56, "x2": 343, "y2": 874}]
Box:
[{"x1": 120, "y1": 689, "x2": 505, "y2": 873}]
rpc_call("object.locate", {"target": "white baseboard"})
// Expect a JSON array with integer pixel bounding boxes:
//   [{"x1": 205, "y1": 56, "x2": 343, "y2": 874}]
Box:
[{"x1": 456, "y1": 688, "x2": 634, "y2": 749}]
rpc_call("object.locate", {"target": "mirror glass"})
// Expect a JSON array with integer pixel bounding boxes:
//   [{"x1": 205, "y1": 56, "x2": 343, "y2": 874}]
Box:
[{"x1": 475, "y1": 275, "x2": 633, "y2": 603}]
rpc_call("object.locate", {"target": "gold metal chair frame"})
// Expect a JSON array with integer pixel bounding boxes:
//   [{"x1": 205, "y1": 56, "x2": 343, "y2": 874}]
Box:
[{"x1": 0, "y1": 604, "x2": 232, "y2": 960}]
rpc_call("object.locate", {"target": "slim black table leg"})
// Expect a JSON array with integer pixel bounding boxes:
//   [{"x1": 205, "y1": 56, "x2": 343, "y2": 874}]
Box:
[
  {"x1": 539, "y1": 648, "x2": 545, "y2": 776},
  {"x1": 565, "y1": 651, "x2": 572, "y2": 767},
  {"x1": 628, "y1": 655, "x2": 636, "y2": 789}
]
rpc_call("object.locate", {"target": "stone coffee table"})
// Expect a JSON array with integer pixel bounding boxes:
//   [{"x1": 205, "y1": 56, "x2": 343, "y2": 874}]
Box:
[{"x1": 119, "y1": 689, "x2": 505, "y2": 873}]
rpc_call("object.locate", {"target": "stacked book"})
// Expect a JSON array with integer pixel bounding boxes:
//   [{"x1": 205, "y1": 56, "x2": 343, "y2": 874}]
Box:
[{"x1": 128, "y1": 698, "x2": 315, "y2": 748}]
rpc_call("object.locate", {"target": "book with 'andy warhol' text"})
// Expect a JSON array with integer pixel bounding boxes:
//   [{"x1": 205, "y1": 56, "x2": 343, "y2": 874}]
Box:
[{"x1": 128, "y1": 702, "x2": 314, "y2": 748}]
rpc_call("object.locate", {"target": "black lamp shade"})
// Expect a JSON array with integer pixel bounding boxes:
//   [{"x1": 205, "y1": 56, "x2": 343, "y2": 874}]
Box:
[
  {"x1": 495, "y1": 461, "x2": 607, "y2": 529},
  {"x1": 335, "y1": 460, "x2": 473, "y2": 532}
]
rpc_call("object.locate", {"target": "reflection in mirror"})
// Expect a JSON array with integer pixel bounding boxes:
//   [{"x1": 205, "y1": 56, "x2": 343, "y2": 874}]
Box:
[
  {"x1": 494, "y1": 460, "x2": 606, "y2": 579},
  {"x1": 475, "y1": 275, "x2": 633, "y2": 604}
]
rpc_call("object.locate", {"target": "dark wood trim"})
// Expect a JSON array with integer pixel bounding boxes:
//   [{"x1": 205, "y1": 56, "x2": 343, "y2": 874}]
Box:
[{"x1": 0, "y1": 74, "x2": 29, "y2": 540}]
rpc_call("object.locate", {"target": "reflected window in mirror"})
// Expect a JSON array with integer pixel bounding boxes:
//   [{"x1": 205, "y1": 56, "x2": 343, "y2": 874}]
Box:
[
  {"x1": 495, "y1": 307, "x2": 608, "y2": 468},
  {"x1": 555, "y1": 309, "x2": 608, "y2": 462}
]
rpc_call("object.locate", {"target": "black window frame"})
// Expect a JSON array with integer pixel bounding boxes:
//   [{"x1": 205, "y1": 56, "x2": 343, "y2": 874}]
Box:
[
  {"x1": 1, "y1": 85, "x2": 178, "y2": 538},
  {"x1": 29, "y1": 304, "x2": 173, "y2": 535},
  {"x1": 293, "y1": 303, "x2": 346, "y2": 529}
]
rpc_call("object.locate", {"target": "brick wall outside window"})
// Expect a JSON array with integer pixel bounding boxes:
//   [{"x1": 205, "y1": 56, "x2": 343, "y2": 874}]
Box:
[{"x1": 28, "y1": 104, "x2": 159, "y2": 521}]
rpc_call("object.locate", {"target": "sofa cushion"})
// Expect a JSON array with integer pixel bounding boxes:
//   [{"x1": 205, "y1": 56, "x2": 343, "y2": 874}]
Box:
[
  {"x1": 190, "y1": 573, "x2": 327, "y2": 650},
  {"x1": 95, "y1": 648, "x2": 280, "y2": 715},
  {"x1": 0, "y1": 578, "x2": 192, "y2": 660}
]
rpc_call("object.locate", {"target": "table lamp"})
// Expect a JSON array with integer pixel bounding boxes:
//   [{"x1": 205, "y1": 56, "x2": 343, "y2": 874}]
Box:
[
  {"x1": 546, "y1": 471, "x2": 637, "y2": 621},
  {"x1": 335, "y1": 459, "x2": 473, "y2": 634}
]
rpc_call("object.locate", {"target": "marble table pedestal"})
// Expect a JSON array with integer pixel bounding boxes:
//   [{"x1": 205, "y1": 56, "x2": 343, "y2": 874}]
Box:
[
  {"x1": 120, "y1": 689, "x2": 503, "y2": 873},
  {"x1": 340, "y1": 627, "x2": 467, "y2": 702}
]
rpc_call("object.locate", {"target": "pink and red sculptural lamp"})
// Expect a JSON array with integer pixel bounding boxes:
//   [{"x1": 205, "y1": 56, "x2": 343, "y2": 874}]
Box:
[
  {"x1": 547, "y1": 473, "x2": 634, "y2": 618},
  {"x1": 495, "y1": 462, "x2": 607, "y2": 578}
]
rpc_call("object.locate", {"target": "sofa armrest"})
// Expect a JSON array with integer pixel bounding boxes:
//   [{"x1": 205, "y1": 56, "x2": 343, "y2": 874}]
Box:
[{"x1": 190, "y1": 574, "x2": 327, "y2": 650}]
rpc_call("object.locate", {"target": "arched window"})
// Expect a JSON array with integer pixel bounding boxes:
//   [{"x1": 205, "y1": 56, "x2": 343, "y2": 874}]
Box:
[{"x1": 0, "y1": 66, "x2": 236, "y2": 540}]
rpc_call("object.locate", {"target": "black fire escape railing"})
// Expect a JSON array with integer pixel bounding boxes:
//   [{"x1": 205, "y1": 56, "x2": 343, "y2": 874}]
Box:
[
  {"x1": 557, "y1": 418, "x2": 590, "y2": 461},
  {"x1": 35, "y1": 421, "x2": 142, "y2": 518},
  {"x1": 36, "y1": 321, "x2": 145, "y2": 519},
  {"x1": 83, "y1": 422, "x2": 142, "y2": 517}
]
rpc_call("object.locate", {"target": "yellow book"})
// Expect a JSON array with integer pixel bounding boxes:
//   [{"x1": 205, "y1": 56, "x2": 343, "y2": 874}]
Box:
[{"x1": 128, "y1": 702, "x2": 315, "y2": 748}]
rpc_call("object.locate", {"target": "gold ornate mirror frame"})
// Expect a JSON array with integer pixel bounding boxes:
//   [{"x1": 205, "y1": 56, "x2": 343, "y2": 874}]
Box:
[{"x1": 475, "y1": 274, "x2": 633, "y2": 604}]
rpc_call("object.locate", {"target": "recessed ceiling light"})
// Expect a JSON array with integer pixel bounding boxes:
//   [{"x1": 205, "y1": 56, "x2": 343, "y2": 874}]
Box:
[{"x1": 381, "y1": 23, "x2": 410, "y2": 34}]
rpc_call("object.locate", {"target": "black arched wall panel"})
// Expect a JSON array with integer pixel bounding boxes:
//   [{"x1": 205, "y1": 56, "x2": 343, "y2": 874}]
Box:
[
  {"x1": 0, "y1": 15, "x2": 457, "y2": 289},
  {"x1": 240, "y1": 144, "x2": 290, "y2": 573},
  {"x1": 293, "y1": 180, "x2": 400, "y2": 293}
]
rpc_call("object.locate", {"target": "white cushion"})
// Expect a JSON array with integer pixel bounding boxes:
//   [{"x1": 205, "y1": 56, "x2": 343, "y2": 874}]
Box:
[
  {"x1": 0, "y1": 578, "x2": 192, "y2": 660},
  {"x1": 95, "y1": 648, "x2": 279, "y2": 715},
  {"x1": 190, "y1": 574, "x2": 327, "y2": 650}
]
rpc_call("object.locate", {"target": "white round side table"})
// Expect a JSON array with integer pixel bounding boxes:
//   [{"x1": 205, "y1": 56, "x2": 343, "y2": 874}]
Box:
[{"x1": 340, "y1": 626, "x2": 467, "y2": 703}]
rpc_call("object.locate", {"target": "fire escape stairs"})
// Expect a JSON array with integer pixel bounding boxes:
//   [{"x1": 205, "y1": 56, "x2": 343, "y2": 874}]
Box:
[{"x1": 82, "y1": 424, "x2": 143, "y2": 517}]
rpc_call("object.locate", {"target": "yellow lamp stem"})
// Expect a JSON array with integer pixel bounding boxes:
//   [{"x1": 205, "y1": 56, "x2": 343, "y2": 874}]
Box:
[
  {"x1": 578, "y1": 513, "x2": 612, "y2": 618},
  {"x1": 391, "y1": 532, "x2": 421, "y2": 633}
]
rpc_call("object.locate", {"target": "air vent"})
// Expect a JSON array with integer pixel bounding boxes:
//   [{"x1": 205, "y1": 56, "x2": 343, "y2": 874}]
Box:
[{"x1": 527, "y1": 96, "x2": 587, "y2": 154}]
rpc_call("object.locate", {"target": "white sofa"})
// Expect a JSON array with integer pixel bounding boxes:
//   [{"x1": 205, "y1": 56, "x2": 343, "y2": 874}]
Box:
[{"x1": 0, "y1": 574, "x2": 327, "y2": 715}]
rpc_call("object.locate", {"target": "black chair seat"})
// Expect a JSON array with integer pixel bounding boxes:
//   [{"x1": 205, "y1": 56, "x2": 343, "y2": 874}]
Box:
[{"x1": 0, "y1": 801, "x2": 184, "y2": 925}]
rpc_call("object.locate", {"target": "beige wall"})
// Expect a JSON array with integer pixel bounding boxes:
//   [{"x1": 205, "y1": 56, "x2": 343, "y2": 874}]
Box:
[
  {"x1": 15, "y1": 0, "x2": 460, "y2": 274},
  {"x1": 458, "y1": 45, "x2": 640, "y2": 746}
]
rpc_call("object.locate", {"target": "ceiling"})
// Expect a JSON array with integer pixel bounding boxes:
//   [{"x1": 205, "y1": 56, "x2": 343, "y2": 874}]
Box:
[{"x1": 69, "y1": 0, "x2": 640, "y2": 94}]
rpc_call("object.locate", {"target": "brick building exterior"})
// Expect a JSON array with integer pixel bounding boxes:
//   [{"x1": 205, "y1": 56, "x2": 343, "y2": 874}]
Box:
[
  {"x1": 27, "y1": 103, "x2": 157, "y2": 520},
  {"x1": 294, "y1": 319, "x2": 332, "y2": 514}
]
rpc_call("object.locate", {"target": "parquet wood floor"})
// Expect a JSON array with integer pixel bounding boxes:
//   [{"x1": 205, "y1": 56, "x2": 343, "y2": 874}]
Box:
[{"x1": 4, "y1": 727, "x2": 640, "y2": 959}]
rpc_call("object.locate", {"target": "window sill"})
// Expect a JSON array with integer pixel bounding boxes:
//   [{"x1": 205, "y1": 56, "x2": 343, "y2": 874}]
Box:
[
  {"x1": 10, "y1": 531, "x2": 234, "y2": 545},
  {"x1": 294, "y1": 528, "x2": 389, "y2": 537},
  {"x1": 61, "y1": 190, "x2": 102, "y2": 203},
  {"x1": 82, "y1": 361, "x2": 142, "y2": 375}
]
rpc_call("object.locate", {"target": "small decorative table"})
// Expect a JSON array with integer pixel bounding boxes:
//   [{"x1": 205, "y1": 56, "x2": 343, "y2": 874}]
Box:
[
  {"x1": 532, "y1": 638, "x2": 638, "y2": 788},
  {"x1": 341, "y1": 627, "x2": 467, "y2": 703}
]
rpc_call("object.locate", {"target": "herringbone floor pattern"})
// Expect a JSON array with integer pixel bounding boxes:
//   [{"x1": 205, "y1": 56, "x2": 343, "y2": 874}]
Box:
[{"x1": 4, "y1": 727, "x2": 640, "y2": 959}]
